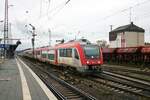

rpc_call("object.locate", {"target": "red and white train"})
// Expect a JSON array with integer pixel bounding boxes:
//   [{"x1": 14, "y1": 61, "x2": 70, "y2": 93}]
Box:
[{"x1": 24, "y1": 39, "x2": 103, "y2": 73}]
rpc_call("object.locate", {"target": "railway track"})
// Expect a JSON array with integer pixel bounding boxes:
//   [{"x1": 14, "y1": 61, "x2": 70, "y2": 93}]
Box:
[
  {"x1": 103, "y1": 71, "x2": 150, "y2": 86},
  {"x1": 19, "y1": 57, "x2": 96, "y2": 100},
  {"x1": 103, "y1": 64, "x2": 150, "y2": 78},
  {"x1": 91, "y1": 71, "x2": 150, "y2": 98},
  {"x1": 20, "y1": 56, "x2": 150, "y2": 99},
  {"x1": 104, "y1": 69, "x2": 150, "y2": 84}
]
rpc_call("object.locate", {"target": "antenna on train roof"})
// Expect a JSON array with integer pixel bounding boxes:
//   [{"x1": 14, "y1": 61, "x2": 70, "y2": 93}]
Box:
[
  {"x1": 56, "y1": 39, "x2": 64, "y2": 44},
  {"x1": 73, "y1": 38, "x2": 91, "y2": 45}
]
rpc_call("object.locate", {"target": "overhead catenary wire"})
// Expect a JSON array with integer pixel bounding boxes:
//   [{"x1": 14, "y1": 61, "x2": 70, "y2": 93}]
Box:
[
  {"x1": 31, "y1": 0, "x2": 150, "y2": 38},
  {"x1": 47, "y1": 2, "x2": 65, "y2": 20},
  {"x1": 65, "y1": 0, "x2": 150, "y2": 32},
  {"x1": 39, "y1": 0, "x2": 71, "y2": 20},
  {"x1": 47, "y1": 4, "x2": 66, "y2": 20},
  {"x1": 61, "y1": 0, "x2": 150, "y2": 39},
  {"x1": 47, "y1": 0, "x2": 51, "y2": 18},
  {"x1": 99, "y1": 0, "x2": 150, "y2": 21},
  {"x1": 32, "y1": 0, "x2": 71, "y2": 28},
  {"x1": 22, "y1": 0, "x2": 150, "y2": 47},
  {"x1": 48, "y1": 0, "x2": 71, "y2": 18}
]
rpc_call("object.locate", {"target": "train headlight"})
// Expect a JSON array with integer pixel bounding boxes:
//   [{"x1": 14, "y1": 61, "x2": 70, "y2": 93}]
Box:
[
  {"x1": 98, "y1": 61, "x2": 101, "y2": 64},
  {"x1": 87, "y1": 61, "x2": 89, "y2": 64}
]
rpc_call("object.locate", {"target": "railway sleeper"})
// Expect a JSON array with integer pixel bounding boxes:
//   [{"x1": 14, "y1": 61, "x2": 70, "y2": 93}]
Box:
[
  {"x1": 57, "y1": 88, "x2": 66, "y2": 91},
  {"x1": 59, "y1": 89, "x2": 74, "y2": 93},
  {"x1": 118, "y1": 91, "x2": 124, "y2": 94},
  {"x1": 134, "y1": 89, "x2": 142, "y2": 93},
  {"x1": 66, "y1": 91, "x2": 79, "y2": 94},
  {"x1": 66, "y1": 95, "x2": 83, "y2": 100},
  {"x1": 65, "y1": 93, "x2": 81, "y2": 97},
  {"x1": 95, "y1": 79, "x2": 144, "y2": 95}
]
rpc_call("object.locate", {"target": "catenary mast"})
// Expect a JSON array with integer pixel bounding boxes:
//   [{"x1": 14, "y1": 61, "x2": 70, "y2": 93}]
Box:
[{"x1": 4, "y1": 0, "x2": 9, "y2": 59}]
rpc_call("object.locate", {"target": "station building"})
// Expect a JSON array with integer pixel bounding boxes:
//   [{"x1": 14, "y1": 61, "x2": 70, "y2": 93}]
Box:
[{"x1": 109, "y1": 22, "x2": 145, "y2": 48}]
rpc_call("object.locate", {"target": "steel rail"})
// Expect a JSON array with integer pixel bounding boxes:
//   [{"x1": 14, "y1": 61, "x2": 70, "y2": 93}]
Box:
[
  {"x1": 103, "y1": 71, "x2": 150, "y2": 87},
  {"x1": 91, "y1": 71, "x2": 150, "y2": 98},
  {"x1": 21, "y1": 57, "x2": 96, "y2": 100}
]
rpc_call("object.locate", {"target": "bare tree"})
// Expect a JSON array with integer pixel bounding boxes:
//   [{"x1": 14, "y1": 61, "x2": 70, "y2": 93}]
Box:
[{"x1": 96, "y1": 40, "x2": 109, "y2": 48}]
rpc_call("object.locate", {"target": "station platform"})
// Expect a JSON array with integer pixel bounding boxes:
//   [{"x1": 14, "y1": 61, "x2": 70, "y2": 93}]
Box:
[{"x1": 0, "y1": 57, "x2": 57, "y2": 100}]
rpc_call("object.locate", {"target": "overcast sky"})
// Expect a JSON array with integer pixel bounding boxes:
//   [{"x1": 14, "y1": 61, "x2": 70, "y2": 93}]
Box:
[{"x1": 0, "y1": 0, "x2": 150, "y2": 50}]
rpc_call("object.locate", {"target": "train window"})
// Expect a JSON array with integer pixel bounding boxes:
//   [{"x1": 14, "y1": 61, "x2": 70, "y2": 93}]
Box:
[
  {"x1": 59, "y1": 49, "x2": 66, "y2": 57},
  {"x1": 66, "y1": 48, "x2": 72, "y2": 57},
  {"x1": 48, "y1": 54, "x2": 54, "y2": 60},
  {"x1": 59, "y1": 48, "x2": 72, "y2": 57},
  {"x1": 42, "y1": 53, "x2": 47, "y2": 58},
  {"x1": 59, "y1": 49, "x2": 63, "y2": 57},
  {"x1": 83, "y1": 46, "x2": 100, "y2": 59},
  {"x1": 63, "y1": 49, "x2": 67, "y2": 57},
  {"x1": 59, "y1": 50, "x2": 60, "y2": 56},
  {"x1": 74, "y1": 49, "x2": 79, "y2": 59}
]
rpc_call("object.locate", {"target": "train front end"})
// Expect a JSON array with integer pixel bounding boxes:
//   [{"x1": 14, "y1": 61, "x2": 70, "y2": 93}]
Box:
[{"x1": 81, "y1": 45, "x2": 103, "y2": 73}]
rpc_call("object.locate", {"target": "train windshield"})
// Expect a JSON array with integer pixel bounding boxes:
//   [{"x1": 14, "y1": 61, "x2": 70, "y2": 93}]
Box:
[{"x1": 83, "y1": 46, "x2": 100, "y2": 59}]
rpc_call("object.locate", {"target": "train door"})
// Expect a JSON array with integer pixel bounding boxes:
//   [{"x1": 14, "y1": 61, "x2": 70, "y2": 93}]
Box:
[
  {"x1": 73, "y1": 48, "x2": 81, "y2": 67},
  {"x1": 54, "y1": 49, "x2": 58, "y2": 64},
  {"x1": 57, "y1": 49, "x2": 60, "y2": 64}
]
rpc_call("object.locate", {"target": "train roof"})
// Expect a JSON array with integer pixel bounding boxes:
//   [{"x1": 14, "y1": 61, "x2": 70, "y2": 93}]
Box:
[
  {"x1": 55, "y1": 39, "x2": 92, "y2": 48},
  {"x1": 30, "y1": 39, "x2": 98, "y2": 51},
  {"x1": 55, "y1": 41, "x2": 84, "y2": 48}
]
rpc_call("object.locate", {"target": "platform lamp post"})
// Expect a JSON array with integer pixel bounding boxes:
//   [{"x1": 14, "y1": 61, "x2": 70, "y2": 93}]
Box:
[
  {"x1": 29, "y1": 24, "x2": 36, "y2": 58},
  {"x1": 3, "y1": 0, "x2": 14, "y2": 60}
]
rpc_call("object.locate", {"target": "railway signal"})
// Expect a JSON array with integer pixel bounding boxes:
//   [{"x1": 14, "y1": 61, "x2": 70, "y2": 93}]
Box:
[{"x1": 29, "y1": 24, "x2": 37, "y2": 58}]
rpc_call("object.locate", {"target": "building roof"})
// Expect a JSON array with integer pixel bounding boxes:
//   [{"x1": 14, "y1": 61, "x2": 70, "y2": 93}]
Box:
[{"x1": 109, "y1": 22, "x2": 145, "y2": 34}]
